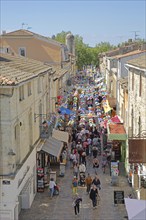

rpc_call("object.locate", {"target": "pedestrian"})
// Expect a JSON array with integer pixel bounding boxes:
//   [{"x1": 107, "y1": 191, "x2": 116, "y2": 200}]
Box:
[
  {"x1": 92, "y1": 175, "x2": 101, "y2": 190},
  {"x1": 92, "y1": 157, "x2": 99, "y2": 174},
  {"x1": 72, "y1": 176, "x2": 78, "y2": 195},
  {"x1": 89, "y1": 185, "x2": 98, "y2": 209},
  {"x1": 85, "y1": 173, "x2": 92, "y2": 194},
  {"x1": 72, "y1": 193, "x2": 82, "y2": 216},
  {"x1": 48, "y1": 178, "x2": 56, "y2": 198},
  {"x1": 81, "y1": 151, "x2": 86, "y2": 166},
  {"x1": 92, "y1": 146, "x2": 98, "y2": 158},
  {"x1": 73, "y1": 163, "x2": 79, "y2": 178},
  {"x1": 102, "y1": 153, "x2": 107, "y2": 173},
  {"x1": 79, "y1": 163, "x2": 86, "y2": 173}
]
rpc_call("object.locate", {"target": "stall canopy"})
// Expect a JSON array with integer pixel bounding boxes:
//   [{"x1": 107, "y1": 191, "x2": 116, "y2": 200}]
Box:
[
  {"x1": 42, "y1": 137, "x2": 63, "y2": 160},
  {"x1": 102, "y1": 100, "x2": 112, "y2": 113},
  {"x1": 124, "y1": 198, "x2": 146, "y2": 220},
  {"x1": 59, "y1": 106, "x2": 74, "y2": 115},
  {"x1": 107, "y1": 96, "x2": 116, "y2": 108},
  {"x1": 52, "y1": 129, "x2": 69, "y2": 143},
  {"x1": 107, "y1": 123, "x2": 127, "y2": 140}
]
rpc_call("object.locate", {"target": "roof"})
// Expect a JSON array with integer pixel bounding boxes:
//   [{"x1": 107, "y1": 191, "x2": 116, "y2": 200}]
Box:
[
  {"x1": 1, "y1": 29, "x2": 63, "y2": 47},
  {"x1": 52, "y1": 65, "x2": 68, "y2": 80},
  {"x1": 111, "y1": 50, "x2": 146, "y2": 59},
  {"x1": 0, "y1": 53, "x2": 52, "y2": 86},
  {"x1": 126, "y1": 54, "x2": 146, "y2": 69}
]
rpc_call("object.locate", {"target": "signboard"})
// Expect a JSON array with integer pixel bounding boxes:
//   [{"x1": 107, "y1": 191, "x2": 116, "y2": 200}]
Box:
[
  {"x1": 110, "y1": 161, "x2": 119, "y2": 176},
  {"x1": 129, "y1": 139, "x2": 146, "y2": 163},
  {"x1": 114, "y1": 191, "x2": 124, "y2": 204},
  {"x1": 37, "y1": 168, "x2": 44, "y2": 192},
  {"x1": 3, "y1": 180, "x2": 10, "y2": 185}
]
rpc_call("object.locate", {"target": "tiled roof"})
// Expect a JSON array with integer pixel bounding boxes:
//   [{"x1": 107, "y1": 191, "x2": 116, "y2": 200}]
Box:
[
  {"x1": 0, "y1": 53, "x2": 52, "y2": 86},
  {"x1": 112, "y1": 50, "x2": 146, "y2": 59},
  {"x1": 1, "y1": 29, "x2": 62, "y2": 47},
  {"x1": 127, "y1": 54, "x2": 146, "y2": 69},
  {"x1": 53, "y1": 65, "x2": 68, "y2": 79}
]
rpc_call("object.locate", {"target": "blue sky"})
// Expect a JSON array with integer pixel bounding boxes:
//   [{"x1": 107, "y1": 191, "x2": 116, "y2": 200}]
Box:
[{"x1": 1, "y1": 0, "x2": 146, "y2": 46}]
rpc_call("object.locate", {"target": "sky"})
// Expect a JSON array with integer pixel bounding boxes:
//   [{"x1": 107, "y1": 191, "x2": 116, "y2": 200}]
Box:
[{"x1": 1, "y1": 0, "x2": 146, "y2": 47}]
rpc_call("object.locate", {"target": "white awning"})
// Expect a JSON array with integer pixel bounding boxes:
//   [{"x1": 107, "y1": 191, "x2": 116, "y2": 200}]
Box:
[
  {"x1": 124, "y1": 198, "x2": 146, "y2": 220},
  {"x1": 52, "y1": 129, "x2": 69, "y2": 143},
  {"x1": 41, "y1": 137, "x2": 63, "y2": 160}
]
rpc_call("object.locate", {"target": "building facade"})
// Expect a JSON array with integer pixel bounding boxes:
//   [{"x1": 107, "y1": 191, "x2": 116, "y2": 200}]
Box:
[
  {"x1": 0, "y1": 52, "x2": 52, "y2": 220},
  {"x1": 125, "y1": 55, "x2": 146, "y2": 200}
]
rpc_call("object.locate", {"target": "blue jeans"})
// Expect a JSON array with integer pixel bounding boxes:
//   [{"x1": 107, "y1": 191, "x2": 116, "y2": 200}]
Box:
[{"x1": 49, "y1": 188, "x2": 54, "y2": 197}]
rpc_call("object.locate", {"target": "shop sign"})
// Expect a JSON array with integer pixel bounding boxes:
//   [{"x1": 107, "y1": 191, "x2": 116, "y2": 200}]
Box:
[
  {"x1": 110, "y1": 161, "x2": 119, "y2": 176},
  {"x1": 3, "y1": 180, "x2": 11, "y2": 185},
  {"x1": 114, "y1": 191, "x2": 124, "y2": 204},
  {"x1": 37, "y1": 168, "x2": 44, "y2": 192},
  {"x1": 129, "y1": 139, "x2": 146, "y2": 163}
]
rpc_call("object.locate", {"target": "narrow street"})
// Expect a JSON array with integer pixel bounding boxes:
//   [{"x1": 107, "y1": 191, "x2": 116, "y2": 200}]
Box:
[
  {"x1": 19, "y1": 71, "x2": 136, "y2": 220},
  {"x1": 19, "y1": 144, "x2": 135, "y2": 220}
]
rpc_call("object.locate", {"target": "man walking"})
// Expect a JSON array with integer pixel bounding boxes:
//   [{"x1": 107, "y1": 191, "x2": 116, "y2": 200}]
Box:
[{"x1": 85, "y1": 173, "x2": 92, "y2": 194}]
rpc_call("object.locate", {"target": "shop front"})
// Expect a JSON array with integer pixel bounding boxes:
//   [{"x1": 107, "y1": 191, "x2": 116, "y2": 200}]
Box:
[
  {"x1": 107, "y1": 123, "x2": 127, "y2": 162},
  {"x1": 128, "y1": 138, "x2": 146, "y2": 200},
  {"x1": 36, "y1": 137, "x2": 63, "y2": 192}
]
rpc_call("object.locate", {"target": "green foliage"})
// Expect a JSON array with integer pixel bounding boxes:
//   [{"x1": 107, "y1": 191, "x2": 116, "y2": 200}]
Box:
[
  {"x1": 52, "y1": 31, "x2": 71, "y2": 44},
  {"x1": 52, "y1": 31, "x2": 116, "y2": 70}
]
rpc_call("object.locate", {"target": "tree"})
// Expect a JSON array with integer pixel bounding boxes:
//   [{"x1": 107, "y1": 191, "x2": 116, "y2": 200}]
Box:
[
  {"x1": 52, "y1": 31, "x2": 71, "y2": 44},
  {"x1": 52, "y1": 31, "x2": 116, "y2": 70}
]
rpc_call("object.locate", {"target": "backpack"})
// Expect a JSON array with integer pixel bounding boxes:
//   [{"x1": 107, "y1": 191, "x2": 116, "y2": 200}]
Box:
[{"x1": 73, "y1": 180, "x2": 77, "y2": 187}]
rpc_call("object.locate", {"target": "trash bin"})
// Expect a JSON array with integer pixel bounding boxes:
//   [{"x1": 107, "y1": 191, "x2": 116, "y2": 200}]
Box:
[
  {"x1": 60, "y1": 163, "x2": 65, "y2": 176},
  {"x1": 50, "y1": 171, "x2": 56, "y2": 182}
]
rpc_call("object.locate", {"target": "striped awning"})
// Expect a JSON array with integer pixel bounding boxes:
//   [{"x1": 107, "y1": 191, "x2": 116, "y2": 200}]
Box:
[
  {"x1": 52, "y1": 129, "x2": 69, "y2": 143},
  {"x1": 42, "y1": 137, "x2": 63, "y2": 160},
  {"x1": 107, "y1": 123, "x2": 127, "y2": 140}
]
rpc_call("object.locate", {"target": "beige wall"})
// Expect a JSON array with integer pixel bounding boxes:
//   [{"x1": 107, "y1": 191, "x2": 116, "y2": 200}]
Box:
[
  {"x1": 0, "y1": 37, "x2": 61, "y2": 64},
  {"x1": 0, "y1": 72, "x2": 50, "y2": 175}
]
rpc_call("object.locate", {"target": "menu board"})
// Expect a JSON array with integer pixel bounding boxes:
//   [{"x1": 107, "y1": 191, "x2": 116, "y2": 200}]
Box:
[
  {"x1": 114, "y1": 191, "x2": 124, "y2": 204},
  {"x1": 110, "y1": 161, "x2": 119, "y2": 176},
  {"x1": 37, "y1": 168, "x2": 44, "y2": 192}
]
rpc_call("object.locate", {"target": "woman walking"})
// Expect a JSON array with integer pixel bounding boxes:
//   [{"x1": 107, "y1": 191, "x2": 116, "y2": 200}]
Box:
[
  {"x1": 93, "y1": 157, "x2": 99, "y2": 174},
  {"x1": 72, "y1": 193, "x2": 82, "y2": 216},
  {"x1": 89, "y1": 185, "x2": 98, "y2": 209}
]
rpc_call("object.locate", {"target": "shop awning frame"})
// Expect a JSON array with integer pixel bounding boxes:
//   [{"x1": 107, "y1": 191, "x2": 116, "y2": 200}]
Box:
[
  {"x1": 52, "y1": 129, "x2": 69, "y2": 143},
  {"x1": 41, "y1": 137, "x2": 63, "y2": 160},
  {"x1": 107, "y1": 123, "x2": 127, "y2": 140}
]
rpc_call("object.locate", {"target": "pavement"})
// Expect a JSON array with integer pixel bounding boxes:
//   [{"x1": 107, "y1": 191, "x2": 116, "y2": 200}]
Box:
[{"x1": 19, "y1": 152, "x2": 136, "y2": 220}]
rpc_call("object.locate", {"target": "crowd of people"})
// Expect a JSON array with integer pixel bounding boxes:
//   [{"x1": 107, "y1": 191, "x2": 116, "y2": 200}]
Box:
[
  {"x1": 48, "y1": 71, "x2": 113, "y2": 216},
  {"x1": 69, "y1": 121, "x2": 111, "y2": 215}
]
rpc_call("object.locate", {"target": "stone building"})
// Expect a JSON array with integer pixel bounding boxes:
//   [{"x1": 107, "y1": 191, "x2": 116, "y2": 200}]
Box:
[
  {"x1": 125, "y1": 54, "x2": 146, "y2": 200},
  {"x1": 0, "y1": 52, "x2": 52, "y2": 220}
]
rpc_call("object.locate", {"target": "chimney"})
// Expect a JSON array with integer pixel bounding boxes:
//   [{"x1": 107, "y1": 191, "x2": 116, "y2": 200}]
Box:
[
  {"x1": 140, "y1": 42, "x2": 146, "y2": 51},
  {"x1": 128, "y1": 39, "x2": 132, "y2": 43}
]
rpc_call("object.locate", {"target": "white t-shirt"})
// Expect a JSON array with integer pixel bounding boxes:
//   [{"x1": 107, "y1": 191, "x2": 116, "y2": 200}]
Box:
[{"x1": 49, "y1": 180, "x2": 56, "y2": 189}]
